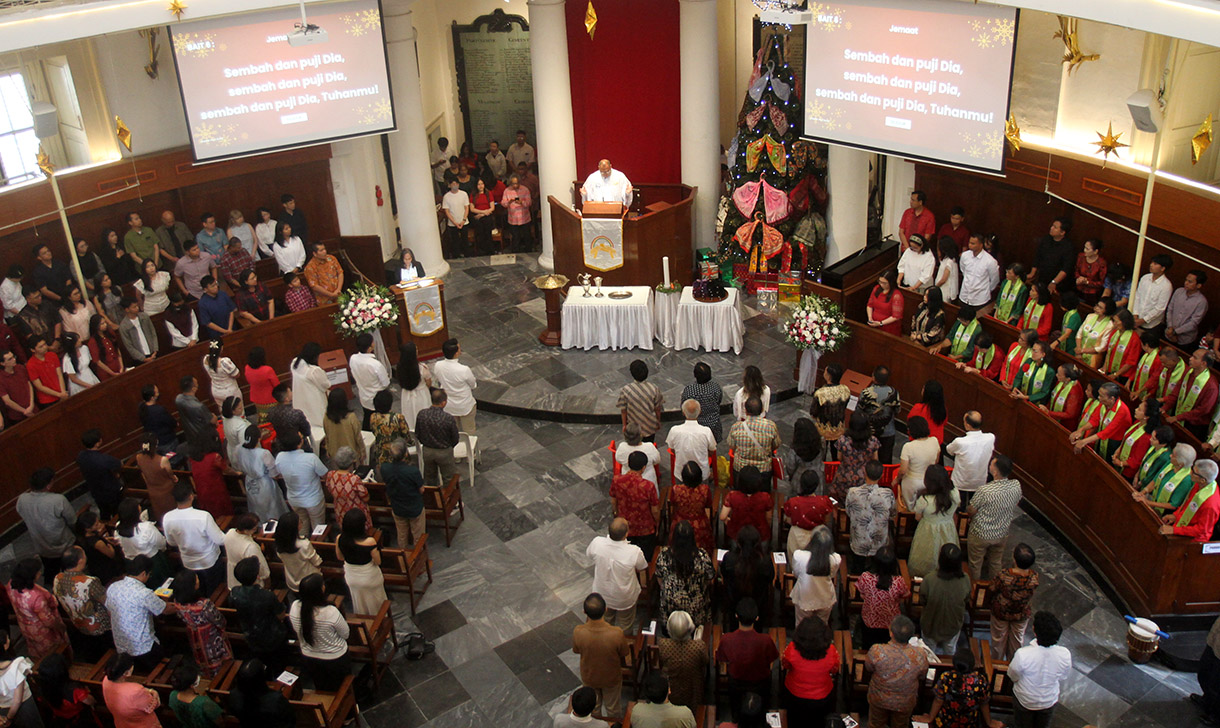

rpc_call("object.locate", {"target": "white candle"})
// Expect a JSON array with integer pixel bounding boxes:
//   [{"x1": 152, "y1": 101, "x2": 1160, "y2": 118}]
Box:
[{"x1": 662, "y1": 256, "x2": 671, "y2": 288}]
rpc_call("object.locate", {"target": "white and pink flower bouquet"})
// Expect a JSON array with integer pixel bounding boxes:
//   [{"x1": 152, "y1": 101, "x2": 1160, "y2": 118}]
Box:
[
  {"x1": 782, "y1": 294, "x2": 848, "y2": 352},
  {"x1": 333, "y1": 281, "x2": 399, "y2": 336}
]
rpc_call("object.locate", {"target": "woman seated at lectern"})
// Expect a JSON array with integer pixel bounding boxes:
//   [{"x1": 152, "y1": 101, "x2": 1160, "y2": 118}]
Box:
[{"x1": 387, "y1": 248, "x2": 426, "y2": 286}]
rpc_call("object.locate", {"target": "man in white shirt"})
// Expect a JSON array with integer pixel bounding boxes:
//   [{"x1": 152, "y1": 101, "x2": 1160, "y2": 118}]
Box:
[
  {"x1": 581, "y1": 159, "x2": 633, "y2": 207},
  {"x1": 223, "y1": 513, "x2": 269, "y2": 589},
  {"x1": 485, "y1": 140, "x2": 508, "y2": 181},
  {"x1": 958, "y1": 234, "x2": 1000, "y2": 314},
  {"x1": 432, "y1": 337, "x2": 477, "y2": 434},
  {"x1": 430, "y1": 136, "x2": 451, "y2": 192},
  {"x1": 348, "y1": 332, "x2": 390, "y2": 429},
  {"x1": 1130, "y1": 254, "x2": 1174, "y2": 338},
  {"x1": 665, "y1": 399, "x2": 717, "y2": 482},
  {"x1": 586, "y1": 518, "x2": 647, "y2": 632},
  {"x1": 505, "y1": 130, "x2": 535, "y2": 170},
  {"x1": 0, "y1": 265, "x2": 24, "y2": 321},
  {"x1": 441, "y1": 179, "x2": 471, "y2": 258},
  {"x1": 162, "y1": 482, "x2": 226, "y2": 594},
  {"x1": 1008, "y1": 611, "x2": 1073, "y2": 726},
  {"x1": 945, "y1": 411, "x2": 995, "y2": 503}
]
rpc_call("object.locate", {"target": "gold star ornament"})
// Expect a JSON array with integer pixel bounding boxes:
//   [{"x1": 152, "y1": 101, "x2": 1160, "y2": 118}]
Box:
[
  {"x1": 115, "y1": 116, "x2": 132, "y2": 152},
  {"x1": 1192, "y1": 114, "x2": 1213, "y2": 165},
  {"x1": 1005, "y1": 113, "x2": 1021, "y2": 156},
  {"x1": 1092, "y1": 122, "x2": 1128, "y2": 168},
  {"x1": 168, "y1": 0, "x2": 187, "y2": 21},
  {"x1": 585, "y1": 1, "x2": 597, "y2": 39},
  {"x1": 35, "y1": 147, "x2": 54, "y2": 178}
]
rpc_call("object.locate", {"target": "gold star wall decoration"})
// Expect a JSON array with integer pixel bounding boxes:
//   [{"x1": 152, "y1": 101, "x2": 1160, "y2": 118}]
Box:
[
  {"x1": 1192, "y1": 114, "x2": 1213, "y2": 165},
  {"x1": 585, "y1": 1, "x2": 597, "y2": 39},
  {"x1": 1092, "y1": 122, "x2": 1128, "y2": 168},
  {"x1": 168, "y1": 0, "x2": 187, "y2": 21},
  {"x1": 1005, "y1": 113, "x2": 1021, "y2": 156},
  {"x1": 115, "y1": 116, "x2": 132, "y2": 152},
  {"x1": 36, "y1": 147, "x2": 54, "y2": 177}
]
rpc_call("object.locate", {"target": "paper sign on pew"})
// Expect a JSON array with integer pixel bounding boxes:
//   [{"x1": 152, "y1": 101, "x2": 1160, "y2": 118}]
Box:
[
  {"x1": 263, "y1": 519, "x2": 278, "y2": 535},
  {"x1": 312, "y1": 524, "x2": 327, "y2": 537},
  {"x1": 773, "y1": 552, "x2": 787, "y2": 565},
  {"x1": 276, "y1": 671, "x2": 299, "y2": 686},
  {"x1": 641, "y1": 620, "x2": 657, "y2": 636},
  {"x1": 766, "y1": 712, "x2": 782, "y2": 727}
]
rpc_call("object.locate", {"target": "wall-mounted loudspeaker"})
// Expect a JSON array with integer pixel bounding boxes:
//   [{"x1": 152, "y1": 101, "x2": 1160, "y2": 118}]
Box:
[{"x1": 1126, "y1": 89, "x2": 1162, "y2": 134}]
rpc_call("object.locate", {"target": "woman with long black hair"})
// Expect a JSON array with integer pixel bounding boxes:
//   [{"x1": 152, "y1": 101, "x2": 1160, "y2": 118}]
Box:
[
  {"x1": 288, "y1": 574, "x2": 350, "y2": 690},
  {"x1": 908, "y1": 466, "x2": 960, "y2": 578},
  {"x1": 397, "y1": 342, "x2": 433, "y2": 428},
  {"x1": 720, "y1": 525, "x2": 774, "y2": 628},
  {"x1": 202, "y1": 339, "x2": 242, "y2": 410}
]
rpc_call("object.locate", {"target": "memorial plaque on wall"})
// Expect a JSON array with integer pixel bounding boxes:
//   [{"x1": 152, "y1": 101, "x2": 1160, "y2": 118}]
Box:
[{"x1": 452, "y1": 10, "x2": 536, "y2": 153}]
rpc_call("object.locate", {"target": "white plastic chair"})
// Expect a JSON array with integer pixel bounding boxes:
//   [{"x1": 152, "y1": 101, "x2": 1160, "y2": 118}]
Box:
[{"x1": 453, "y1": 432, "x2": 478, "y2": 487}]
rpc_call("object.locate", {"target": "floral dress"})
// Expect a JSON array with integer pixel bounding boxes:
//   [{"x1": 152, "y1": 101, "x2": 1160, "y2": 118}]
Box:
[
  {"x1": 830, "y1": 435, "x2": 880, "y2": 501},
  {"x1": 932, "y1": 669, "x2": 991, "y2": 728},
  {"x1": 177, "y1": 599, "x2": 233, "y2": 677},
  {"x1": 325, "y1": 470, "x2": 372, "y2": 532},
  {"x1": 668, "y1": 483, "x2": 713, "y2": 552},
  {"x1": 5, "y1": 584, "x2": 68, "y2": 660},
  {"x1": 654, "y1": 547, "x2": 715, "y2": 625},
  {"x1": 369, "y1": 412, "x2": 411, "y2": 467}
]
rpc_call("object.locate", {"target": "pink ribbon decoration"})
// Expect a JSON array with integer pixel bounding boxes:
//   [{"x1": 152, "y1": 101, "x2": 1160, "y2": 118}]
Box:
[
  {"x1": 732, "y1": 180, "x2": 761, "y2": 218},
  {"x1": 762, "y1": 179, "x2": 792, "y2": 224}
]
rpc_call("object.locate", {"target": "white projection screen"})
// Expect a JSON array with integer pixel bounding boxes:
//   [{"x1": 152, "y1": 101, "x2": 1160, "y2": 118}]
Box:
[
  {"x1": 803, "y1": 0, "x2": 1017, "y2": 173},
  {"x1": 169, "y1": 0, "x2": 394, "y2": 163}
]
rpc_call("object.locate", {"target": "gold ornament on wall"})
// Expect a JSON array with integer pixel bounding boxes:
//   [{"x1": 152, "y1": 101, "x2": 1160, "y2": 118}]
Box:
[
  {"x1": 115, "y1": 116, "x2": 132, "y2": 152},
  {"x1": 1092, "y1": 122, "x2": 1128, "y2": 168},
  {"x1": 140, "y1": 28, "x2": 160, "y2": 79},
  {"x1": 585, "y1": 1, "x2": 597, "y2": 39},
  {"x1": 168, "y1": 0, "x2": 187, "y2": 21},
  {"x1": 35, "y1": 147, "x2": 54, "y2": 178},
  {"x1": 1053, "y1": 16, "x2": 1099, "y2": 75},
  {"x1": 1192, "y1": 114, "x2": 1213, "y2": 165},
  {"x1": 1005, "y1": 113, "x2": 1022, "y2": 156}
]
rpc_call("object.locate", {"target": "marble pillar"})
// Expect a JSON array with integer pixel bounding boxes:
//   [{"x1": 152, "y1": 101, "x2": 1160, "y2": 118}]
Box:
[{"x1": 680, "y1": 0, "x2": 721, "y2": 251}]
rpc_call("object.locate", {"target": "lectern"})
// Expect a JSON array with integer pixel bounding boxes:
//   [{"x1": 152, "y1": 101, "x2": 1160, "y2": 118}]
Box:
[{"x1": 549, "y1": 183, "x2": 695, "y2": 288}]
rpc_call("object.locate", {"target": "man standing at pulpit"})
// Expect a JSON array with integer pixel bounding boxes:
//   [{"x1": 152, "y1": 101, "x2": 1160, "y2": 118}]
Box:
[{"x1": 581, "y1": 160, "x2": 633, "y2": 208}]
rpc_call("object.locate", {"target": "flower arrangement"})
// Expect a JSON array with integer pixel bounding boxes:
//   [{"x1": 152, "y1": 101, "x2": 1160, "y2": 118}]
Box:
[
  {"x1": 782, "y1": 294, "x2": 848, "y2": 352},
  {"x1": 333, "y1": 281, "x2": 399, "y2": 336}
]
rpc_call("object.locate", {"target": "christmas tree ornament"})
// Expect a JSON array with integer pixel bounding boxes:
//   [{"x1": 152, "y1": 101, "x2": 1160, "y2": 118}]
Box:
[
  {"x1": 770, "y1": 102, "x2": 789, "y2": 136},
  {"x1": 1092, "y1": 122, "x2": 1127, "y2": 168},
  {"x1": 585, "y1": 1, "x2": 597, "y2": 39},
  {"x1": 168, "y1": 0, "x2": 188, "y2": 21},
  {"x1": 1192, "y1": 114, "x2": 1213, "y2": 165},
  {"x1": 745, "y1": 104, "x2": 767, "y2": 130},
  {"x1": 1004, "y1": 113, "x2": 1021, "y2": 156}
]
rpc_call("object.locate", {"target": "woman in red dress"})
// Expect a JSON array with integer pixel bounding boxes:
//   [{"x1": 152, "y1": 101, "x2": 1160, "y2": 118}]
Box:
[
  {"x1": 86, "y1": 315, "x2": 124, "y2": 381},
  {"x1": 866, "y1": 269, "x2": 904, "y2": 336},
  {"x1": 669, "y1": 462, "x2": 713, "y2": 552},
  {"x1": 188, "y1": 435, "x2": 233, "y2": 517},
  {"x1": 907, "y1": 380, "x2": 949, "y2": 447},
  {"x1": 720, "y1": 466, "x2": 774, "y2": 544}
]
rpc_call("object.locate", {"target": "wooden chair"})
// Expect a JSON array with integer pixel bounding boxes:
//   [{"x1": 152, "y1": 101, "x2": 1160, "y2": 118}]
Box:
[
  {"x1": 422, "y1": 473, "x2": 464, "y2": 547},
  {"x1": 291, "y1": 676, "x2": 359, "y2": 728},
  {"x1": 878, "y1": 463, "x2": 901, "y2": 500},
  {"x1": 900, "y1": 561, "x2": 926, "y2": 620},
  {"x1": 621, "y1": 701, "x2": 707, "y2": 728},
  {"x1": 380, "y1": 535, "x2": 433, "y2": 614},
  {"x1": 822, "y1": 461, "x2": 840, "y2": 484},
  {"x1": 968, "y1": 579, "x2": 997, "y2": 632},
  {"x1": 978, "y1": 639, "x2": 1015, "y2": 711},
  {"x1": 346, "y1": 600, "x2": 400, "y2": 687}
]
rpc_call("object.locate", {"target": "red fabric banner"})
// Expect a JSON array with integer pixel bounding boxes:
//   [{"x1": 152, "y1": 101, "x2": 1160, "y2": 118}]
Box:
[{"x1": 564, "y1": 0, "x2": 682, "y2": 185}]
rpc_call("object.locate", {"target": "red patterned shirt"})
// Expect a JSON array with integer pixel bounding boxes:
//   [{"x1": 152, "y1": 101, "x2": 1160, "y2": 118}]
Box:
[
  {"x1": 610, "y1": 472, "x2": 658, "y2": 537},
  {"x1": 218, "y1": 249, "x2": 255, "y2": 286},
  {"x1": 856, "y1": 571, "x2": 910, "y2": 629},
  {"x1": 782, "y1": 494, "x2": 834, "y2": 530},
  {"x1": 284, "y1": 284, "x2": 317, "y2": 313},
  {"x1": 502, "y1": 186, "x2": 532, "y2": 225}
]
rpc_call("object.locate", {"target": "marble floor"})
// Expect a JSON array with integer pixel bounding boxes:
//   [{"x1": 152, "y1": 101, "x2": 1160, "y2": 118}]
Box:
[{"x1": 441, "y1": 254, "x2": 798, "y2": 420}]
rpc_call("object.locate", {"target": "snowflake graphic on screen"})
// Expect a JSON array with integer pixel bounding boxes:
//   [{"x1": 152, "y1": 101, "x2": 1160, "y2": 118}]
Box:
[
  {"x1": 806, "y1": 101, "x2": 845, "y2": 131},
  {"x1": 195, "y1": 123, "x2": 238, "y2": 147},
  {"x1": 172, "y1": 32, "x2": 218, "y2": 59},
  {"x1": 807, "y1": 3, "x2": 848, "y2": 32},
  {"x1": 356, "y1": 99, "x2": 392, "y2": 126},
  {"x1": 342, "y1": 10, "x2": 382, "y2": 37},
  {"x1": 960, "y1": 130, "x2": 1003, "y2": 160},
  {"x1": 968, "y1": 18, "x2": 1015, "y2": 49}
]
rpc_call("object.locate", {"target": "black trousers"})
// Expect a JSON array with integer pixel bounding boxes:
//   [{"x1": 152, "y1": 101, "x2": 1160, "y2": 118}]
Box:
[
  {"x1": 301, "y1": 653, "x2": 352, "y2": 691},
  {"x1": 785, "y1": 689, "x2": 834, "y2": 726},
  {"x1": 1201, "y1": 644, "x2": 1220, "y2": 720},
  {"x1": 628, "y1": 534, "x2": 657, "y2": 559},
  {"x1": 877, "y1": 435, "x2": 896, "y2": 465},
  {"x1": 507, "y1": 223, "x2": 533, "y2": 252},
  {"x1": 40, "y1": 556, "x2": 62, "y2": 587},
  {"x1": 728, "y1": 677, "x2": 770, "y2": 720}
]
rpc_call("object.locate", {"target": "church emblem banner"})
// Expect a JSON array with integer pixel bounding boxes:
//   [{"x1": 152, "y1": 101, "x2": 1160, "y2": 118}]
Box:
[
  {"x1": 581, "y1": 217, "x2": 624, "y2": 272},
  {"x1": 405, "y1": 285, "x2": 444, "y2": 336}
]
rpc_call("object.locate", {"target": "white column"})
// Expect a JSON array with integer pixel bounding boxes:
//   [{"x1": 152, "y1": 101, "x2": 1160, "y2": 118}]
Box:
[
  {"x1": 382, "y1": 0, "x2": 448, "y2": 277},
  {"x1": 680, "y1": 0, "x2": 721, "y2": 251},
  {"x1": 824, "y1": 145, "x2": 870, "y2": 266},
  {"x1": 527, "y1": 0, "x2": 578, "y2": 271}
]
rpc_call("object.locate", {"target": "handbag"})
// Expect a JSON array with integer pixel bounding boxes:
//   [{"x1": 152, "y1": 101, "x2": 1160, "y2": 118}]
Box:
[{"x1": 404, "y1": 631, "x2": 434, "y2": 660}]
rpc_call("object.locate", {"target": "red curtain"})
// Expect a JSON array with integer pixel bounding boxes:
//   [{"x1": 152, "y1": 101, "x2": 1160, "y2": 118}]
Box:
[{"x1": 564, "y1": 0, "x2": 682, "y2": 185}]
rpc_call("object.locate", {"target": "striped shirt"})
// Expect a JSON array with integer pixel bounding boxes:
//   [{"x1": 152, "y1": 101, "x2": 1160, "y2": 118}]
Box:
[
  {"x1": 968, "y1": 478, "x2": 1022, "y2": 541},
  {"x1": 681, "y1": 380, "x2": 724, "y2": 439},
  {"x1": 617, "y1": 380, "x2": 664, "y2": 436},
  {"x1": 728, "y1": 416, "x2": 781, "y2": 471}
]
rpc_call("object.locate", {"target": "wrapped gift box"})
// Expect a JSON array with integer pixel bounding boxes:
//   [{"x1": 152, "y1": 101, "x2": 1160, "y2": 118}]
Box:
[
  {"x1": 757, "y1": 285, "x2": 778, "y2": 312},
  {"x1": 778, "y1": 273, "x2": 802, "y2": 303},
  {"x1": 746, "y1": 271, "x2": 778, "y2": 296},
  {"x1": 698, "y1": 261, "x2": 720, "y2": 279},
  {"x1": 695, "y1": 247, "x2": 716, "y2": 262}
]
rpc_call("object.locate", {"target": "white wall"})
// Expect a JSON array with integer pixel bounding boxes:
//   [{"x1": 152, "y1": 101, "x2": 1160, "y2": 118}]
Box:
[
  {"x1": 1010, "y1": 10, "x2": 1062, "y2": 138},
  {"x1": 1052, "y1": 20, "x2": 1146, "y2": 160},
  {"x1": 329, "y1": 135, "x2": 399, "y2": 256},
  {"x1": 92, "y1": 32, "x2": 190, "y2": 155}
]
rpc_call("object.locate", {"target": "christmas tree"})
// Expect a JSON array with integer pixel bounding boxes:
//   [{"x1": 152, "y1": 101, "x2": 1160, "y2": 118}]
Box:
[{"x1": 716, "y1": 33, "x2": 829, "y2": 287}]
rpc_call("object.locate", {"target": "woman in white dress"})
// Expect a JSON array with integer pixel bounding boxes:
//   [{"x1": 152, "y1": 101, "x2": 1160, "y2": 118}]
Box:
[
  {"x1": 254, "y1": 206, "x2": 277, "y2": 258},
  {"x1": 790, "y1": 525, "x2": 840, "y2": 626},
  {"x1": 935, "y1": 237, "x2": 960, "y2": 303},
  {"x1": 203, "y1": 339, "x2": 243, "y2": 409},
  {"x1": 897, "y1": 415, "x2": 941, "y2": 509},
  {"x1": 227, "y1": 209, "x2": 257, "y2": 257},
  {"x1": 397, "y1": 342, "x2": 432, "y2": 429},
  {"x1": 221, "y1": 396, "x2": 250, "y2": 464},
  {"x1": 615, "y1": 423, "x2": 660, "y2": 491},
  {"x1": 234, "y1": 427, "x2": 288, "y2": 524},
  {"x1": 60, "y1": 332, "x2": 99, "y2": 395},
  {"x1": 134, "y1": 258, "x2": 171, "y2": 315},
  {"x1": 58, "y1": 285, "x2": 96, "y2": 342},
  {"x1": 292, "y1": 342, "x2": 331, "y2": 430},
  {"x1": 897, "y1": 234, "x2": 936, "y2": 291},
  {"x1": 732, "y1": 365, "x2": 771, "y2": 421},
  {"x1": 273, "y1": 222, "x2": 306, "y2": 273}
]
